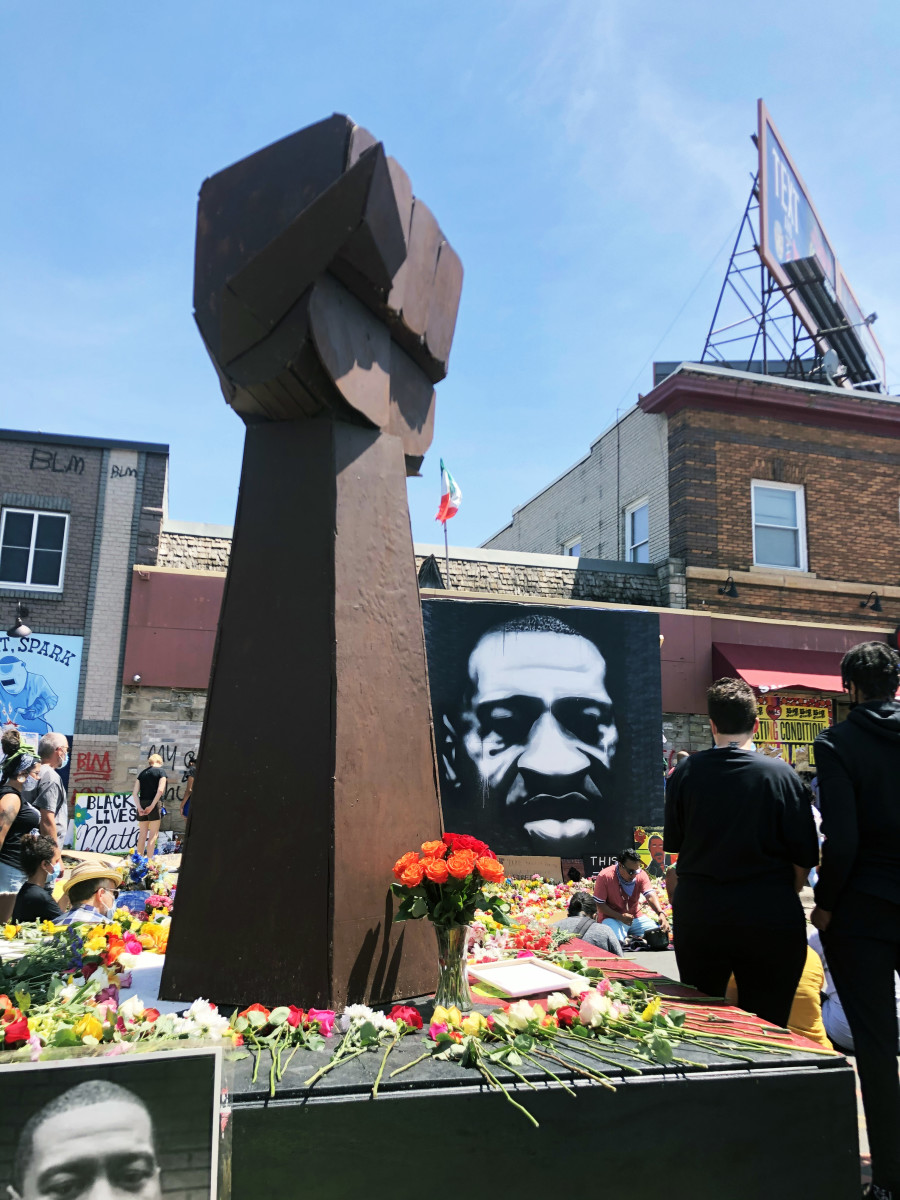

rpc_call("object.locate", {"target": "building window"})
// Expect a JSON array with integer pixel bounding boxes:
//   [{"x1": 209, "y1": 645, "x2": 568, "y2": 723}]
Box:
[
  {"x1": 751, "y1": 481, "x2": 807, "y2": 570},
  {"x1": 0, "y1": 508, "x2": 69, "y2": 591},
  {"x1": 563, "y1": 537, "x2": 582, "y2": 557},
  {"x1": 625, "y1": 500, "x2": 649, "y2": 563}
]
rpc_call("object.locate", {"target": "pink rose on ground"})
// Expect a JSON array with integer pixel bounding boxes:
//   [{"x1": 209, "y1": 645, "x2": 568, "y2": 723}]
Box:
[
  {"x1": 516, "y1": 950, "x2": 534, "y2": 959},
  {"x1": 123, "y1": 933, "x2": 143, "y2": 954},
  {"x1": 307, "y1": 1008, "x2": 336, "y2": 1037},
  {"x1": 429, "y1": 1020, "x2": 449, "y2": 1040}
]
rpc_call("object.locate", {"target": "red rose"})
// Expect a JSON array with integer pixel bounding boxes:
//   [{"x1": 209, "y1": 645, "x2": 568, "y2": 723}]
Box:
[
  {"x1": 238, "y1": 1002, "x2": 271, "y2": 1021},
  {"x1": 143, "y1": 1008, "x2": 161, "y2": 1023},
  {"x1": 556, "y1": 1006, "x2": 580, "y2": 1028},
  {"x1": 388, "y1": 1005, "x2": 423, "y2": 1029},
  {"x1": 4, "y1": 1014, "x2": 29, "y2": 1045},
  {"x1": 287, "y1": 1006, "x2": 304, "y2": 1028},
  {"x1": 424, "y1": 857, "x2": 449, "y2": 884},
  {"x1": 443, "y1": 832, "x2": 492, "y2": 856}
]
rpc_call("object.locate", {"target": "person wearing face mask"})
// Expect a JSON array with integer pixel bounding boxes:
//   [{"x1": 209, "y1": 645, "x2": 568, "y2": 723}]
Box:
[
  {"x1": 12, "y1": 832, "x2": 63, "y2": 921},
  {"x1": 58, "y1": 862, "x2": 123, "y2": 925},
  {"x1": 34, "y1": 732, "x2": 70, "y2": 848},
  {"x1": 0, "y1": 736, "x2": 43, "y2": 895}
]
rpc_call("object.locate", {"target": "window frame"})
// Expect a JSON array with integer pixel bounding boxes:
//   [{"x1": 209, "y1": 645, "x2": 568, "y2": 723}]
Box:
[
  {"x1": 624, "y1": 498, "x2": 650, "y2": 563},
  {"x1": 562, "y1": 537, "x2": 582, "y2": 558},
  {"x1": 751, "y1": 480, "x2": 808, "y2": 572},
  {"x1": 0, "y1": 507, "x2": 70, "y2": 592}
]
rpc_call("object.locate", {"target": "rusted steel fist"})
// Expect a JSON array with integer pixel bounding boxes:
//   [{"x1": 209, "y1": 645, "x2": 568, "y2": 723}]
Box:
[{"x1": 193, "y1": 114, "x2": 463, "y2": 475}]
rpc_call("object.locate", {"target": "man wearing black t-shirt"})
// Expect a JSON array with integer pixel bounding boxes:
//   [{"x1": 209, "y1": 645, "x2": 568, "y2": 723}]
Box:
[
  {"x1": 665, "y1": 677, "x2": 818, "y2": 1027},
  {"x1": 811, "y1": 642, "x2": 900, "y2": 1200}
]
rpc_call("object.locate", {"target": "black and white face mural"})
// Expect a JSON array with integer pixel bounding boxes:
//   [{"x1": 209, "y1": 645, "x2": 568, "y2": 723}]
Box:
[{"x1": 422, "y1": 599, "x2": 664, "y2": 866}]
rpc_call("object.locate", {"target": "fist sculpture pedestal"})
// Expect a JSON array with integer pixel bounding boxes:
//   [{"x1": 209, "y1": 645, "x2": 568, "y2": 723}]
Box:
[{"x1": 160, "y1": 115, "x2": 462, "y2": 1009}]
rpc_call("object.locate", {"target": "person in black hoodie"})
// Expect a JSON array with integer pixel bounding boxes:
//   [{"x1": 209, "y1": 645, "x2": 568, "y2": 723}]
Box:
[{"x1": 811, "y1": 641, "x2": 900, "y2": 1200}]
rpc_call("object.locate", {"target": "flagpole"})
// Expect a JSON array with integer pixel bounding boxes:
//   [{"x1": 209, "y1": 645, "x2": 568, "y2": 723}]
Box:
[{"x1": 443, "y1": 519, "x2": 451, "y2": 589}]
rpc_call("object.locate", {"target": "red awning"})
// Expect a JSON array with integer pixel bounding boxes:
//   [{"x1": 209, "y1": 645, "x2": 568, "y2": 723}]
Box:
[{"x1": 711, "y1": 643, "x2": 845, "y2": 694}]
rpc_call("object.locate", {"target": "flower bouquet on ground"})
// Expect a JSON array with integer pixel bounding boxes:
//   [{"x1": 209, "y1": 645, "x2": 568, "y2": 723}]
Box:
[{"x1": 391, "y1": 833, "x2": 510, "y2": 1010}]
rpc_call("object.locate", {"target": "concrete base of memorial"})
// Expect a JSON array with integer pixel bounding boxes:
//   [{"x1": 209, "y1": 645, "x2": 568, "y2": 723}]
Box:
[{"x1": 229, "y1": 1026, "x2": 858, "y2": 1199}]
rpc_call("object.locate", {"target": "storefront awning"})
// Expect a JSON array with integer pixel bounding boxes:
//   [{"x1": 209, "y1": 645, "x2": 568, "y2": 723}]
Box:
[{"x1": 711, "y1": 643, "x2": 845, "y2": 694}]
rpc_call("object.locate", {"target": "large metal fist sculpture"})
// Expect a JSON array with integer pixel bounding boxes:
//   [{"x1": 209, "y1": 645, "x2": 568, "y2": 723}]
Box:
[
  {"x1": 162, "y1": 117, "x2": 462, "y2": 1012},
  {"x1": 193, "y1": 113, "x2": 462, "y2": 474}
]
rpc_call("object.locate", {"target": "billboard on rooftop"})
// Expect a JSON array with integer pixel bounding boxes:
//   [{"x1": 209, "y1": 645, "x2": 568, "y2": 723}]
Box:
[{"x1": 757, "y1": 99, "x2": 885, "y2": 388}]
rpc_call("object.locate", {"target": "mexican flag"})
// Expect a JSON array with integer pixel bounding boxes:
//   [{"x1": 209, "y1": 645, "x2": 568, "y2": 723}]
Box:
[{"x1": 435, "y1": 459, "x2": 461, "y2": 523}]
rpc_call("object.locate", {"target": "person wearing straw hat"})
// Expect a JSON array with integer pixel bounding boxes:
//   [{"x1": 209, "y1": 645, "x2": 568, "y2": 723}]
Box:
[{"x1": 58, "y1": 862, "x2": 124, "y2": 926}]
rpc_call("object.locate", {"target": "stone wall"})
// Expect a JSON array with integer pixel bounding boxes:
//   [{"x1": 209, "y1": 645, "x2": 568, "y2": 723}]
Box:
[
  {"x1": 157, "y1": 526, "x2": 231, "y2": 573},
  {"x1": 662, "y1": 711, "x2": 712, "y2": 755},
  {"x1": 116, "y1": 684, "x2": 207, "y2": 834},
  {"x1": 415, "y1": 545, "x2": 664, "y2": 606}
]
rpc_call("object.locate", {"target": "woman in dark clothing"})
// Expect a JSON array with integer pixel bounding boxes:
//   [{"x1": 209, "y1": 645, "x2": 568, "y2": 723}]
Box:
[
  {"x1": 0, "y1": 736, "x2": 42, "y2": 894},
  {"x1": 12, "y1": 832, "x2": 62, "y2": 922},
  {"x1": 132, "y1": 752, "x2": 168, "y2": 857}
]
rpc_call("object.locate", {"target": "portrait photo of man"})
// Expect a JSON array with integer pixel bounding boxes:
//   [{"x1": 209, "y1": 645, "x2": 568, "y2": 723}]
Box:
[
  {"x1": 0, "y1": 1049, "x2": 221, "y2": 1200},
  {"x1": 423, "y1": 599, "x2": 664, "y2": 861}
]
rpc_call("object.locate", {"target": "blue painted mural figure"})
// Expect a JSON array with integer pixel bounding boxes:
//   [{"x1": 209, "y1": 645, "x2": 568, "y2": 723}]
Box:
[{"x1": 0, "y1": 655, "x2": 59, "y2": 734}]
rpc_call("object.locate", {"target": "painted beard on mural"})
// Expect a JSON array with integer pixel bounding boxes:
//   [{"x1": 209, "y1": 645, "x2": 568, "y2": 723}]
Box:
[{"x1": 440, "y1": 615, "x2": 619, "y2": 855}]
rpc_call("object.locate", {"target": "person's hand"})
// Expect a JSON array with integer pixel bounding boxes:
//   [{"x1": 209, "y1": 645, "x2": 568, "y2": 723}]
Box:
[
  {"x1": 810, "y1": 906, "x2": 831, "y2": 932},
  {"x1": 621, "y1": 913, "x2": 634, "y2": 926},
  {"x1": 657, "y1": 914, "x2": 670, "y2": 932}
]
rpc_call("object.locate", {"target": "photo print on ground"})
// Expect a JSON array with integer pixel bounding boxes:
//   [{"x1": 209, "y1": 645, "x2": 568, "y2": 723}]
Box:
[
  {"x1": 0, "y1": 1047, "x2": 224, "y2": 1200},
  {"x1": 423, "y1": 597, "x2": 663, "y2": 869}
]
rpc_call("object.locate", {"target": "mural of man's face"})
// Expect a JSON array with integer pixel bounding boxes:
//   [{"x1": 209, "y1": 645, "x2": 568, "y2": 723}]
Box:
[
  {"x1": 0, "y1": 658, "x2": 27, "y2": 695},
  {"x1": 454, "y1": 629, "x2": 618, "y2": 852},
  {"x1": 15, "y1": 1097, "x2": 162, "y2": 1200},
  {"x1": 649, "y1": 836, "x2": 665, "y2": 865}
]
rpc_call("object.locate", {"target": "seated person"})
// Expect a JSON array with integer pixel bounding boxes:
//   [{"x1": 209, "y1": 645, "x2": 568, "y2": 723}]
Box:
[
  {"x1": 12, "y1": 832, "x2": 62, "y2": 922},
  {"x1": 726, "y1": 944, "x2": 831, "y2": 1048},
  {"x1": 58, "y1": 863, "x2": 124, "y2": 925},
  {"x1": 593, "y1": 849, "x2": 670, "y2": 945},
  {"x1": 808, "y1": 928, "x2": 900, "y2": 1053},
  {"x1": 553, "y1": 892, "x2": 623, "y2": 955}
]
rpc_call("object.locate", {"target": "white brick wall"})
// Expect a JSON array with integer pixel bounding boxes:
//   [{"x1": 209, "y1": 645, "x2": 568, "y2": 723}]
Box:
[
  {"x1": 483, "y1": 406, "x2": 670, "y2": 563},
  {"x1": 80, "y1": 450, "x2": 138, "y2": 720}
]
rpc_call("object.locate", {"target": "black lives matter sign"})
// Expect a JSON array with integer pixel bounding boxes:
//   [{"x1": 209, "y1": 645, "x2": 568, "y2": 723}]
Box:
[{"x1": 73, "y1": 792, "x2": 138, "y2": 854}]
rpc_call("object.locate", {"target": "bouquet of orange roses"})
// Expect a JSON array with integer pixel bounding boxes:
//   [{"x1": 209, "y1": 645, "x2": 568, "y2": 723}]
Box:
[{"x1": 391, "y1": 833, "x2": 510, "y2": 930}]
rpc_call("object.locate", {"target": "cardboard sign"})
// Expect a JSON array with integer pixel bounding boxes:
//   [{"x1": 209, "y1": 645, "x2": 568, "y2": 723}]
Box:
[
  {"x1": 633, "y1": 825, "x2": 676, "y2": 876},
  {"x1": 72, "y1": 792, "x2": 138, "y2": 853},
  {"x1": 755, "y1": 694, "x2": 833, "y2": 767}
]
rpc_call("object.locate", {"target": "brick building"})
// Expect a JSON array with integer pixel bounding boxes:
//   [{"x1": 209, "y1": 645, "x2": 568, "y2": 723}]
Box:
[
  {"x1": 0, "y1": 428, "x2": 168, "y2": 797},
  {"x1": 487, "y1": 361, "x2": 900, "y2": 628}
]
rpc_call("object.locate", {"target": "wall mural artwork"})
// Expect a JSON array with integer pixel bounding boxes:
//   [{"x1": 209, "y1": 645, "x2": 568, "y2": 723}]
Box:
[
  {"x1": 0, "y1": 634, "x2": 82, "y2": 739},
  {"x1": 423, "y1": 598, "x2": 663, "y2": 870}
]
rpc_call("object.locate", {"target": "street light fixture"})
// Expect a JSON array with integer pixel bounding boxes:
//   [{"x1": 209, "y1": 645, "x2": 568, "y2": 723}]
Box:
[{"x1": 6, "y1": 603, "x2": 31, "y2": 638}]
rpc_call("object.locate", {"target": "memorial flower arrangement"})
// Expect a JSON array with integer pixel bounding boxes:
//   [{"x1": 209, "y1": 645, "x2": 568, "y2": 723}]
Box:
[
  {"x1": 391, "y1": 834, "x2": 509, "y2": 928},
  {"x1": 392, "y1": 834, "x2": 512, "y2": 1009},
  {"x1": 230, "y1": 1002, "x2": 337, "y2": 1095},
  {"x1": 383, "y1": 981, "x2": 836, "y2": 1127}
]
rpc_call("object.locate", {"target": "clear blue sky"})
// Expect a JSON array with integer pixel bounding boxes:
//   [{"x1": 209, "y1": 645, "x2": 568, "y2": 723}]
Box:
[{"x1": 4, "y1": 1, "x2": 899, "y2": 548}]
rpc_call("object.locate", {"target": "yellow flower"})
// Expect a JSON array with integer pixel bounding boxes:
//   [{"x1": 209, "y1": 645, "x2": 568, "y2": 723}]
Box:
[
  {"x1": 640, "y1": 997, "x2": 662, "y2": 1022},
  {"x1": 461, "y1": 1013, "x2": 487, "y2": 1037},
  {"x1": 40, "y1": 920, "x2": 64, "y2": 935},
  {"x1": 432, "y1": 1005, "x2": 463, "y2": 1029},
  {"x1": 2, "y1": 924, "x2": 19, "y2": 940},
  {"x1": 73, "y1": 1014, "x2": 104, "y2": 1042},
  {"x1": 84, "y1": 937, "x2": 107, "y2": 955}
]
